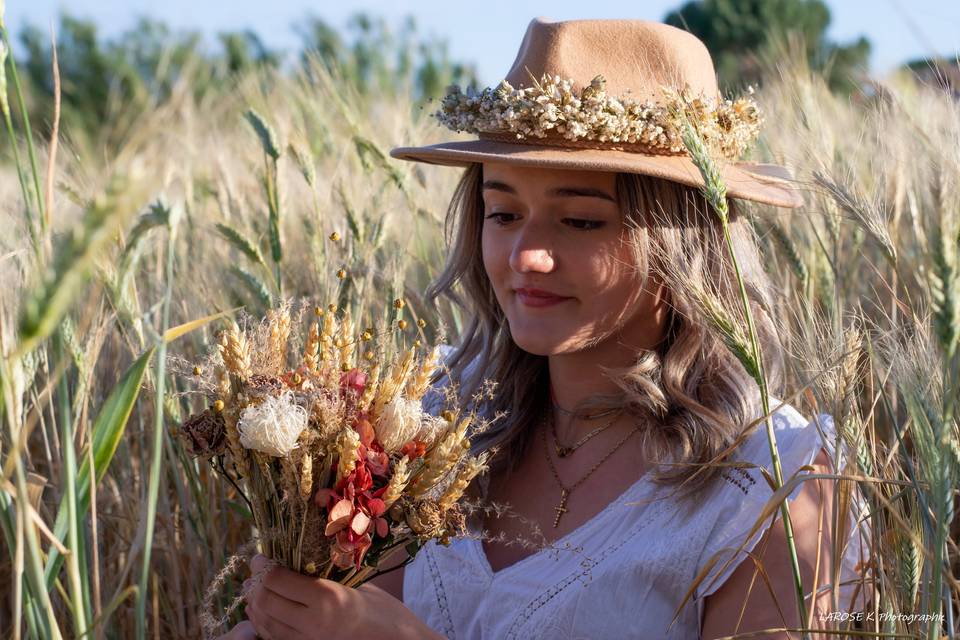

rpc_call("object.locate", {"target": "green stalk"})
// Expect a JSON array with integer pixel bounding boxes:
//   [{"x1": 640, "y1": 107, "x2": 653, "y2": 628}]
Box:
[
  {"x1": 680, "y1": 119, "x2": 809, "y2": 632},
  {"x1": 0, "y1": 24, "x2": 46, "y2": 224},
  {"x1": 1, "y1": 353, "x2": 61, "y2": 639},
  {"x1": 12, "y1": 434, "x2": 61, "y2": 638},
  {"x1": 265, "y1": 156, "x2": 283, "y2": 295},
  {"x1": 926, "y1": 373, "x2": 953, "y2": 640},
  {"x1": 243, "y1": 109, "x2": 283, "y2": 295},
  {"x1": 0, "y1": 32, "x2": 40, "y2": 257},
  {"x1": 53, "y1": 331, "x2": 89, "y2": 636},
  {"x1": 926, "y1": 462, "x2": 948, "y2": 640},
  {"x1": 134, "y1": 211, "x2": 179, "y2": 638},
  {"x1": 723, "y1": 218, "x2": 807, "y2": 623}
]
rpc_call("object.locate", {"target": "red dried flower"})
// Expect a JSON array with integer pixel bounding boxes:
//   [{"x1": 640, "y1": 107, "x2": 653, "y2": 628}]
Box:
[
  {"x1": 339, "y1": 368, "x2": 367, "y2": 396},
  {"x1": 400, "y1": 439, "x2": 427, "y2": 461},
  {"x1": 353, "y1": 414, "x2": 375, "y2": 448},
  {"x1": 315, "y1": 458, "x2": 391, "y2": 571}
]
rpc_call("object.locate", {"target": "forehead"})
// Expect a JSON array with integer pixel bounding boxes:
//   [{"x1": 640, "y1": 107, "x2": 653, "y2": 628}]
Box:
[{"x1": 481, "y1": 162, "x2": 618, "y2": 200}]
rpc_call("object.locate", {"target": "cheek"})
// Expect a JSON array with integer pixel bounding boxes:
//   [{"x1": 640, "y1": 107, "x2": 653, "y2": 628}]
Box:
[
  {"x1": 481, "y1": 228, "x2": 505, "y2": 280},
  {"x1": 577, "y1": 238, "x2": 630, "y2": 285},
  {"x1": 583, "y1": 241, "x2": 645, "y2": 307}
]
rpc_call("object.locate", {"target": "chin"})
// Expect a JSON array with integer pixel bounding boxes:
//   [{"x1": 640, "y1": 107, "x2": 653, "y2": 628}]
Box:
[
  {"x1": 507, "y1": 325, "x2": 565, "y2": 356},
  {"x1": 513, "y1": 342, "x2": 558, "y2": 357}
]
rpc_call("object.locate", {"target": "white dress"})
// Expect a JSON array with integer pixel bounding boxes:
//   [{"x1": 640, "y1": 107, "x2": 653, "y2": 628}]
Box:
[{"x1": 404, "y1": 347, "x2": 870, "y2": 639}]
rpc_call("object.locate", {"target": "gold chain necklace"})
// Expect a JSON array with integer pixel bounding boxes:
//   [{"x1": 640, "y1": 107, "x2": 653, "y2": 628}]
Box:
[
  {"x1": 540, "y1": 411, "x2": 641, "y2": 528},
  {"x1": 550, "y1": 409, "x2": 623, "y2": 458},
  {"x1": 551, "y1": 401, "x2": 620, "y2": 419}
]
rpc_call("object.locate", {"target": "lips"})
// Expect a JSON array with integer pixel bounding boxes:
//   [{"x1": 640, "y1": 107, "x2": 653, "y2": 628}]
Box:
[
  {"x1": 514, "y1": 288, "x2": 572, "y2": 308},
  {"x1": 515, "y1": 288, "x2": 569, "y2": 299}
]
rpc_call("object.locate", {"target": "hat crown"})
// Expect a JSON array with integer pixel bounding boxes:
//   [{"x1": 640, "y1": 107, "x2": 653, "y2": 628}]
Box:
[{"x1": 504, "y1": 18, "x2": 718, "y2": 103}]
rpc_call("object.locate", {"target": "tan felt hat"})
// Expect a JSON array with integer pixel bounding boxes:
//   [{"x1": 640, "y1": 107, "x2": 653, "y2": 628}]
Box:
[{"x1": 390, "y1": 17, "x2": 803, "y2": 208}]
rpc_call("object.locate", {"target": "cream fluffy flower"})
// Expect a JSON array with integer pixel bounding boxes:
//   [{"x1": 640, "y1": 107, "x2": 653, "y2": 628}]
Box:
[
  {"x1": 414, "y1": 413, "x2": 450, "y2": 447},
  {"x1": 237, "y1": 391, "x2": 307, "y2": 457},
  {"x1": 375, "y1": 395, "x2": 423, "y2": 451},
  {"x1": 376, "y1": 395, "x2": 449, "y2": 452}
]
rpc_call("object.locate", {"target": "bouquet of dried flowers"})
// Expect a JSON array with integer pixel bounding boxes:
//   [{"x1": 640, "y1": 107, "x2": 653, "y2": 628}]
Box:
[{"x1": 178, "y1": 301, "x2": 492, "y2": 630}]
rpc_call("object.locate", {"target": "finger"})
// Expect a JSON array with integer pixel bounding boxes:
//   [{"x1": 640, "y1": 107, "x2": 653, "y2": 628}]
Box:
[
  {"x1": 255, "y1": 587, "x2": 310, "y2": 628},
  {"x1": 233, "y1": 620, "x2": 259, "y2": 640},
  {"x1": 259, "y1": 563, "x2": 333, "y2": 607},
  {"x1": 246, "y1": 601, "x2": 307, "y2": 640},
  {"x1": 249, "y1": 554, "x2": 319, "y2": 605},
  {"x1": 249, "y1": 553, "x2": 274, "y2": 576},
  {"x1": 234, "y1": 621, "x2": 258, "y2": 640},
  {"x1": 215, "y1": 620, "x2": 257, "y2": 640}
]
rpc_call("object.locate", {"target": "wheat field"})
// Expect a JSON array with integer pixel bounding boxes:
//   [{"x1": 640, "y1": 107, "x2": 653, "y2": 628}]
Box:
[{"x1": 0, "y1": 29, "x2": 958, "y2": 639}]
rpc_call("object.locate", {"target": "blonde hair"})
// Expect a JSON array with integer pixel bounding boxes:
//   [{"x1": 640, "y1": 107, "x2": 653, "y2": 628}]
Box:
[{"x1": 425, "y1": 163, "x2": 784, "y2": 496}]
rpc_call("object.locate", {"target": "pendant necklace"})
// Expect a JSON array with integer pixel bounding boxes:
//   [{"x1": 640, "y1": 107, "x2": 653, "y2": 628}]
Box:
[
  {"x1": 549, "y1": 383, "x2": 622, "y2": 458},
  {"x1": 551, "y1": 411, "x2": 622, "y2": 458},
  {"x1": 540, "y1": 408, "x2": 640, "y2": 528}
]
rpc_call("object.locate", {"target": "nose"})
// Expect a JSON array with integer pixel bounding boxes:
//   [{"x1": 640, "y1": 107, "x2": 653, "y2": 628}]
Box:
[{"x1": 508, "y1": 223, "x2": 556, "y2": 273}]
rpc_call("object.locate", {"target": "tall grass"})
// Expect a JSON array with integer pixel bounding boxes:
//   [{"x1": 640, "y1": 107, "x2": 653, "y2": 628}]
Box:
[{"x1": 0, "y1": 23, "x2": 957, "y2": 640}]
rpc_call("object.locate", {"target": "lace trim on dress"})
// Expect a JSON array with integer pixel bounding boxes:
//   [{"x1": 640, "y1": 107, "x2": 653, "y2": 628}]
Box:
[
  {"x1": 424, "y1": 543, "x2": 457, "y2": 639},
  {"x1": 504, "y1": 491, "x2": 673, "y2": 639}
]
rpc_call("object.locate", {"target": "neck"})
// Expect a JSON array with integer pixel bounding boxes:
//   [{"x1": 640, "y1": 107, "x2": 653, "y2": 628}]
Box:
[
  {"x1": 544, "y1": 277, "x2": 672, "y2": 441},
  {"x1": 547, "y1": 338, "x2": 641, "y2": 442}
]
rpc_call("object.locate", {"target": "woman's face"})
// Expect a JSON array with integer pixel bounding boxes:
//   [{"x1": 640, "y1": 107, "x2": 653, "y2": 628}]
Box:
[{"x1": 481, "y1": 162, "x2": 670, "y2": 357}]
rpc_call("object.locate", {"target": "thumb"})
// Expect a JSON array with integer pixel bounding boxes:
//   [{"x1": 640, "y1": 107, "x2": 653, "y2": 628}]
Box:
[
  {"x1": 218, "y1": 620, "x2": 257, "y2": 640},
  {"x1": 249, "y1": 553, "x2": 271, "y2": 576}
]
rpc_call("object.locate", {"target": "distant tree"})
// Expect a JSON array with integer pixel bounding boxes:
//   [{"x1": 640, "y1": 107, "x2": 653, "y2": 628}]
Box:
[
  {"x1": 218, "y1": 30, "x2": 281, "y2": 75},
  {"x1": 664, "y1": 0, "x2": 871, "y2": 93},
  {"x1": 15, "y1": 12, "x2": 475, "y2": 153},
  {"x1": 20, "y1": 16, "x2": 156, "y2": 146},
  {"x1": 296, "y1": 13, "x2": 478, "y2": 101}
]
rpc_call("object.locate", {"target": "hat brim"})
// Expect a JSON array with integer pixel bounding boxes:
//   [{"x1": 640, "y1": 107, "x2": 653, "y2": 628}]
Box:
[{"x1": 390, "y1": 139, "x2": 804, "y2": 209}]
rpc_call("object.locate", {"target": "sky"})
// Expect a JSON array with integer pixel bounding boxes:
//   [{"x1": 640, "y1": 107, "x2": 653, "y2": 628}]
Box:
[{"x1": 6, "y1": 0, "x2": 959, "y2": 85}]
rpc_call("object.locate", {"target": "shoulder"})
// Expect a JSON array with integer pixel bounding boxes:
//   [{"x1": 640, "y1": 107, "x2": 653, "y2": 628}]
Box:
[
  {"x1": 700, "y1": 454, "x2": 833, "y2": 637},
  {"x1": 679, "y1": 398, "x2": 833, "y2": 512},
  {"x1": 691, "y1": 397, "x2": 841, "y2": 593},
  {"x1": 729, "y1": 397, "x2": 839, "y2": 491},
  {"x1": 701, "y1": 395, "x2": 846, "y2": 517}
]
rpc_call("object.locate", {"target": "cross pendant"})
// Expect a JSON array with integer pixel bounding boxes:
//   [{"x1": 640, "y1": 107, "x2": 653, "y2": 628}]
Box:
[{"x1": 552, "y1": 488, "x2": 570, "y2": 528}]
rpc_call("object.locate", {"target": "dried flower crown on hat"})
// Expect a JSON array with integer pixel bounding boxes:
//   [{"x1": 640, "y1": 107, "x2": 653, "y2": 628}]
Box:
[{"x1": 434, "y1": 72, "x2": 763, "y2": 160}]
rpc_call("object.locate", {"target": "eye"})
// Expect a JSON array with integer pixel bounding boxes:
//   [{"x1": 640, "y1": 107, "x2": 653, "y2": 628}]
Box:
[
  {"x1": 484, "y1": 212, "x2": 516, "y2": 225},
  {"x1": 563, "y1": 218, "x2": 606, "y2": 230}
]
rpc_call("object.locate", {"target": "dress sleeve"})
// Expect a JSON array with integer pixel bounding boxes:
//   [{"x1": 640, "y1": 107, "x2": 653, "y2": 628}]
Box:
[{"x1": 693, "y1": 408, "x2": 872, "y2": 622}]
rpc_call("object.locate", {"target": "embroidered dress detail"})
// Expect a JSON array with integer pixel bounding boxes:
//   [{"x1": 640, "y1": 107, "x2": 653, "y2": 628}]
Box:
[{"x1": 423, "y1": 543, "x2": 457, "y2": 639}]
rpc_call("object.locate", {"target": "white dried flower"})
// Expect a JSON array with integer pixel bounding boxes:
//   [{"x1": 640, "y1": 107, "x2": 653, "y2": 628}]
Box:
[
  {"x1": 414, "y1": 413, "x2": 451, "y2": 448},
  {"x1": 375, "y1": 395, "x2": 423, "y2": 452},
  {"x1": 237, "y1": 391, "x2": 307, "y2": 457},
  {"x1": 434, "y1": 73, "x2": 762, "y2": 160}
]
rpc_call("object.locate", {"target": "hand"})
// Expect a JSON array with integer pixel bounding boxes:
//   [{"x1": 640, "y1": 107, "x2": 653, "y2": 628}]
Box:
[
  {"x1": 244, "y1": 554, "x2": 441, "y2": 640},
  {"x1": 215, "y1": 620, "x2": 256, "y2": 639}
]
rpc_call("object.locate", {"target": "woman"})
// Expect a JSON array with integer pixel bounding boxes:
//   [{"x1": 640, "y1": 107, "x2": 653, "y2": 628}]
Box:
[{"x1": 222, "y1": 18, "x2": 869, "y2": 639}]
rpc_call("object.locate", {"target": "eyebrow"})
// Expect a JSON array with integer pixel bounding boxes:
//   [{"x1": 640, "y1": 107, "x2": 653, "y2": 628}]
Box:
[{"x1": 481, "y1": 180, "x2": 616, "y2": 202}]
